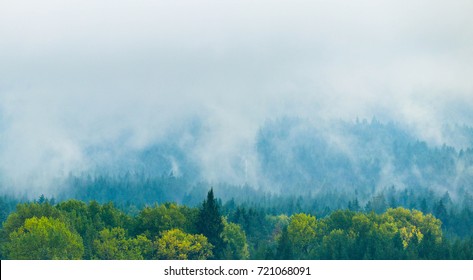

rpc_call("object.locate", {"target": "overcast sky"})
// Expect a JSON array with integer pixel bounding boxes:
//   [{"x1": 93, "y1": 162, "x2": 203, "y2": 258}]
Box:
[{"x1": 1, "y1": 0, "x2": 473, "y2": 193}]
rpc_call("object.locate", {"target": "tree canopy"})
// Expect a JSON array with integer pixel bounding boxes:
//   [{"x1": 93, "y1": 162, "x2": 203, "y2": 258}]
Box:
[
  {"x1": 0, "y1": 193, "x2": 471, "y2": 260},
  {"x1": 6, "y1": 216, "x2": 83, "y2": 260}
]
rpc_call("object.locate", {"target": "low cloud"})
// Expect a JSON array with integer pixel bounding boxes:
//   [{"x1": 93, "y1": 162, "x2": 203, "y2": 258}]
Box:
[{"x1": 1, "y1": 0, "x2": 472, "y2": 195}]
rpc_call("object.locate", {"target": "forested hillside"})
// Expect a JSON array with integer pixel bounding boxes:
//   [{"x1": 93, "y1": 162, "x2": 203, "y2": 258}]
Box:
[
  {"x1": 1, "y1": 119, "x2": 473, "y2": 259},
  {"x1": 2, "y1": 119, "x2": 473, "y2": 204},
  {"x1": 0, "y1": 119, "x2": 463, "y2": 209},
  {"x1": 2, "y1": 0, "x2": 473, "y2": 264},
  {"x1": 256, "y1": 118, "x2": 473, "y2": 196},
  {"x1": 71, "y1": 119, "x2": 473, "y2": 196}
]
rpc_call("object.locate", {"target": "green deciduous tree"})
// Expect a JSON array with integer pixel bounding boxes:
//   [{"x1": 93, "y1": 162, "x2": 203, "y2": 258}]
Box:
[
  {"x1": 93, "y1": 227, "x2": 152, "y2": 260},
  {"x1": 221, "y1": 220, "x2": 250, "y2": 260},
  {"x1": 55, "y1": 199, "x2": 132, "y2": 259},
  {"x1": 6, "y1": 216, "x2": 84, "y2": 260},
  {"x1": 155, "y1": 229, "x2": 213, "y2": 260},
  {"x1": 287, "y1": 213, "x2": 317, "y2": 259},
  {"x1": 321, "y1": 229, "x2": 353, "y2": 259},
  {"x1": 382, "y1": 208, "x2": 442, "y2": 248},
  {"x1": 134, "y1": 203, "x2": 189, "y2": 239},
  {"x1": 2, "y1": 201, "x2": 64, "y2": 237},
  {"x1": 1, "y1": 201, "x2": 66, "y2": 258}
]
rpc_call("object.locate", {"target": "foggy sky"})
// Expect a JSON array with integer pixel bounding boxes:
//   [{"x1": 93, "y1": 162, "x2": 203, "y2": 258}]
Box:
[{"x1": 1, "y1": 0, "x2": 473, "y2": 195}]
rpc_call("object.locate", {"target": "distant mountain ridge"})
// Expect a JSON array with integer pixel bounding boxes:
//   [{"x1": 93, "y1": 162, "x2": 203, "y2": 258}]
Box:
[
  {"x1": 76, "y1": 117, "x2": 473, "y2": 198},
  {"x1": 2, "y1": 117, "x2": 473, "y2": 203}
]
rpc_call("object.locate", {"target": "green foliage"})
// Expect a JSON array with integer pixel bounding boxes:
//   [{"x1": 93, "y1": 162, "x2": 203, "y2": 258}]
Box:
[
  {"x1": 2, "y1": 201, "x2": 65, "y2": 237},
  {"x1": 275, "y1": 226, "x2": 293, "y2": 259},
  {"x1": 155, "y1": 229, "x2": 213, "y2": 260},
  {"x1": 221, "y1": 220, "x2": 250, "y2": 260},
  {"x1": 321, "y1": 229, "x2": 354, "y2": 259},
  {"x1": 1, "y1": 201, "x2": 66, "y2": 258},
  {"x1": 287, "y1": 213, "x2": 317, "y2": 259},
  {"x1": 196, "y1": 189, "x2": 224, "y2": 258},
  {"x1": 6, "y1": 216, "x2": 83, "y2": 260},
  {"x1": 55, "y1": 199, "x2": 131, "y2": 259},
  {"x1": 325, "y1": 210, "x2": 355, "y2": 231},
  {"x1": 0, "y1": 191, "x2": 470, "y2": 260},
  {"x1": 382, "y1": 208, "x2": 443, "y2": 248},
  {"x1": 229, "y1": 206, "x2": 272, "y2": 258},
  {"x1": 133, "y1": 203, "x2": 190, "y2": 239},
  {"x1": 93, "y1": 227, "x2": 152, "y2": 260}
]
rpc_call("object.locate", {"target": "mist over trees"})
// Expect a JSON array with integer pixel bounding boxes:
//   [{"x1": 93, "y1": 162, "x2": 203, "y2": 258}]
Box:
[
  {"x1": 1, "y1": 118, "x2": 473, "y2": 259},
  {"x1": 17, "y1": 118, "x2": 468, "y2": 209},
  {"x1": 1, "y1": 0, "x2": 473, "y2": 261}
]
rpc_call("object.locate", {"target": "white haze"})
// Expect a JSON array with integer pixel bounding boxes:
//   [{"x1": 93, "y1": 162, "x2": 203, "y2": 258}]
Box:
[{"x1": 0, "y1": 0, "x2": 473, "y2": 196}]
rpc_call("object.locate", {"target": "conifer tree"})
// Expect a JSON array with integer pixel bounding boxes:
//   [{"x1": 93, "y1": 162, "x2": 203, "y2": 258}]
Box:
[{"x1": 196, "y1": 189, "x2": 224, "y2": 259}]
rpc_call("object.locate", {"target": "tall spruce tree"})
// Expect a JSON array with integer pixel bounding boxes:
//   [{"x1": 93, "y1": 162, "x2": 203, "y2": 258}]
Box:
[{"x1": 196, "y1": 189, "x2": 225, "y2": 259}]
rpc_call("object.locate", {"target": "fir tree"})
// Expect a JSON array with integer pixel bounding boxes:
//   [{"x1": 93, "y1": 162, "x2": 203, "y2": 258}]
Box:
[{"x1": 196, "y1": 189, "x2": 225, "y2": 259}]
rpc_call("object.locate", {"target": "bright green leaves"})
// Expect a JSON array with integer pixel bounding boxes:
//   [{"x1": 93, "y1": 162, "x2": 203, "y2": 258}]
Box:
[
  {"x1": 383, "y1": 208, "x2": 443, "y2": 249},
  {"x1": 6, "y1": 216, "x2": 84, "y2": 260},
  {"x1": 270, "y1": 207, "x2": 444, "y2": 259},
  {"x1": 93, "y1": 227, "x2": 152, "y2": 260},
  {"x1": 0, "y1": 196, "x2": 449, "y2": 260},
  {"x1": 398, "y1": 226, "x2": 423, "y2": 248},
  {"x1": 134, "y1": 203, "x2": 196, "y2": 240},
  {"x1": 2, "y1": 201, "x2": 65, "y2": 239},
  {"x1": 156, "y1": 229, "x2": 213, "y2": 260},
  {"x1": 287, "y1": 213, "x2": 317, "y2": 259}
]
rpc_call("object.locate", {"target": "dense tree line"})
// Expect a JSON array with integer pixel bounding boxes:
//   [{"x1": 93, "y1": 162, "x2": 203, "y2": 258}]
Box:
[
  {"x1": 47, "y1": 170, "x2": 473, "y2": 241},
  {"x1": 39, "y1": 119, "x2": 473, "y2": 207},
  {"x1": 1, "y1": 190, "x2": 471, "y2": 260}
]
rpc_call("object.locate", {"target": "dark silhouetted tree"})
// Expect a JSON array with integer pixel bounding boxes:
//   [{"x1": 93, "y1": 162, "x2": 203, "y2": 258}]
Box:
[{"x1": 196, "y1": 189, "x2": 224, "y2": 259}]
